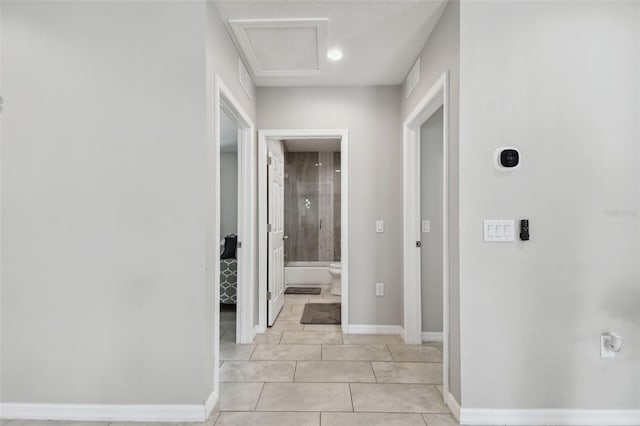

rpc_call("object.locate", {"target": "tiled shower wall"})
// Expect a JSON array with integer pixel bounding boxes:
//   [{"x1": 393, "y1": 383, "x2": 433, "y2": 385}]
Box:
[{"x1": 284, "y1": 151, "x2": 341, "y2": 262}]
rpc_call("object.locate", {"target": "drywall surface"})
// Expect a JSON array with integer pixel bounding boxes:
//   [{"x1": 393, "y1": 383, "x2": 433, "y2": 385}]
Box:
[
  {"x1": 401, "y1": 0, "x2": 461, "y2": 403},
  {"x1": 257, "y1": 86, "x2": 403, "y2": 326},
  {"x1": 420, "y1": 106, "x2": 444, "y2": 333},
  {"x1": 220, "y1": 153, "x2": 239, "y2": 237},
  {"x1": 1, "y1": 0, "x2": 209, "y2": 404},
  {"x1": 459, "y1": 0, "x2": 640, "y2": 409}
]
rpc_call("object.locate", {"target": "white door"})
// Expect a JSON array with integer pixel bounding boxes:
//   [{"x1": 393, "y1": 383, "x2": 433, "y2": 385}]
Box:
[{"x1": 267, "y1": 140, "x2": 285, "y2": 326}]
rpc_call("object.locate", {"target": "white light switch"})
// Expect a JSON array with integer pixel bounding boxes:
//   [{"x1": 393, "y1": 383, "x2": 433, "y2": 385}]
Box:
[
  {"x1": 376, "y1": 220, "x2": 384, "y2": 233},
  {"x1": 484, "y1": 220, "x2": 515, "y2": 242},
  {"x1": 422, "y1": 220, "x2": 431, "y2": 233},
  {"x1": 376, "y1": 283, "x2": 384, "y2": 296}
]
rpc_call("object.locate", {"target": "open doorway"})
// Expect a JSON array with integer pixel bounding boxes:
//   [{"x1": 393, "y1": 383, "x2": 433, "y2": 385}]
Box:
[
  {"x1": 258, "y1": 130, "x2": 349, "y2": 334},
  {"x1": 403, "y1": 72, "x2": 450, "y2": 401}
]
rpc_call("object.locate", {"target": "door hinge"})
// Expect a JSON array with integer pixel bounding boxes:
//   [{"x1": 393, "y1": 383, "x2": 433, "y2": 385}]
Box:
[
  {"x1": 416, "y1": 241, "x2": 422, "y2": 248},
  {"x1": 267, "y1": 223, "x2": 272, "y2": 232},
  {"x1": 237, "y1": 241, "x2": 242, "y2": 248},
  {"x1": 267, "y1": 291, "x2": 272, "y2": 300},
  {"x1": 267, "y1": 156, "x2": 272, "y2": 166}
]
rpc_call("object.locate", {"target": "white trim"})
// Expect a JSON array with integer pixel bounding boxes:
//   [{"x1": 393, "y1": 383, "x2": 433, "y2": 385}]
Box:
[
  {"x1": 402, "y1": 72, "x2": 450, "y2": 401},
  {"x1": 0, "y1": 403, "x2": 208, "y2": 422},
  {"x1": 446, "y1": 392, "x2": 461, "y2": 422},
  {"x1": 459, "y1": 408, "x2": 640, "y2": 426},
  {"x1": 347, "y1": 325, "x2": 402, "y2": 335},
  {"x1": 253, "y1": 324, "x2": 264, "y2": 339},
  {"x1": 258, "y1": 129, "x2": 349, "y2": 334},
  {"x1": 421, "y1": 331, "x2": 444, "y2": 342},
  {"x1": 204, "y1": 389, "x2": 218, "y2": 420}
]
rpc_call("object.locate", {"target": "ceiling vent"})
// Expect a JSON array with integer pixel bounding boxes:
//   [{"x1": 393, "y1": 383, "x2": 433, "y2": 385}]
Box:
[{"x1": 229, "y1": 18, "x2": 328, "y2": 77}]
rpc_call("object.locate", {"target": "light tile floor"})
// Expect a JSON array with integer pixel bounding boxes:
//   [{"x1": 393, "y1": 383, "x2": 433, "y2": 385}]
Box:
[
  {"x1": 216, "y1": 285, "x2": 457, "y2": 426},
  {"x1": 0, "y1": 287, "x2": 456, "y2": 426}
]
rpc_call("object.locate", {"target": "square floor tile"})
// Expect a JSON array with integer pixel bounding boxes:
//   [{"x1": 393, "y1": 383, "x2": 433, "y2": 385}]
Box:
[
  {"x1": 215, "y1": 412, "x2": 319, "y2": 426},
  {"x1": 220, "y1": 344, "x2": 256, "y2": 361},
  {"x1": 422, "y1": 413, "x2": 459, "y2": 426},
  {"x1": 350, "y1": 383, "x2": 449, "y2": 413},
  {"x1": 322, "y1": 344, "x2": 393, "y2": 361},
  {"x1": 253, "y1": 332, "x2": 283, "y2": 344},
  {"x1": 294, "y1": 361, "x2": 375, "y2": 382},
  {"x1": 372, "y1": 362, "x2": 443, "y2": 384},
  {"x1": 388, "y1": 345, "x2": 442, "y2": 362},
  {"x1": 218, "y1": 382, "x2": 264, "y2": 411},
  {"x1": 255, "y1": 383, "x2": 353, "y2": 412},
  {"x1": 321, "y1": 412, "x2": 427, "y2": 426},
  {"x1": 270, "y1": 320, "x2": 305, "y2": 331},
  {"x1": 281, "y1": 331, "x2": 342, "y2": 344},
  {"x1": 342, "y1": 334, "x2": 404, "y2": 345},
  {"x1": 219, "y1": 361, "x2": 295, "y2": 382},
  {"x1": 251, "y1": 344, "x2": 321, "y2": 361}
]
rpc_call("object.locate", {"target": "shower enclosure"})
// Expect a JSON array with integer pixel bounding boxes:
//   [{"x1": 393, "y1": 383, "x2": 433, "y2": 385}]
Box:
[{"x1": 284, "y1": 151, "x2": 341, "y2": 278}]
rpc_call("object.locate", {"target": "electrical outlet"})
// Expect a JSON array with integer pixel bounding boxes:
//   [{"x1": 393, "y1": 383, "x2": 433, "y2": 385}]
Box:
[{"x1": 376, "y1": 283, "x2": 384, "y2": 296}]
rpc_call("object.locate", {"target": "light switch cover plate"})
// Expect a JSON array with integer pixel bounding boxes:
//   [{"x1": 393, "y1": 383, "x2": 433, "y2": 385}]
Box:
[
  {"x1": 484, "y1": 220, "x2": 515, "y2": 242},
  {"x1": 376, "y1": 220, "x2": 384, "y2": 233},
  {"x1": 422, "y1": 220, "x2": 431, "y2": 233}
]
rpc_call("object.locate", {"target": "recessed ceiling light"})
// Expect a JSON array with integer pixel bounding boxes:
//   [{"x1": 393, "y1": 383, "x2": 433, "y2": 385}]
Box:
[{"x1": 327, "y1": 49, "x2": 343, "y2": 61}]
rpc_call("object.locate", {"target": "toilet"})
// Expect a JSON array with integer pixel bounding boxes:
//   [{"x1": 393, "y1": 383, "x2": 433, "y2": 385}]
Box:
[{"x1": 329, "y1": 262, "x2": 341, "y2": 295}]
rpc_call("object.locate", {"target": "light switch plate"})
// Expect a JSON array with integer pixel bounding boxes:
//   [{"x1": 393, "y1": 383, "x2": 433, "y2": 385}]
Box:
[
  {"x1": 376, "y1": 283, "x2": 384, "y2": 296},
  {"x1": 422, "y1": 220, "x2": 431, "y2": 233},
  {"x1": 484, "y1": 220, "x2": 515, "y2": 242},
  {"x1": 376, "y1": 220, "x2": 384, "y2": 233}
]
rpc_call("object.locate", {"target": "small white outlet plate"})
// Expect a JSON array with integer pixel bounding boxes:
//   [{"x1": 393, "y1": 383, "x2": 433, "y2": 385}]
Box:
[
  {"x1": 376, "y1": 220, "x2": 384, "y2": 233},
  {"x1": 601, "y1": 335, "x2": 616, "y2": 358},
  {"x1": 422, "y1": 220, "x2": 431, "y2": 233},
  {"x1": 375, "y1": 283, "x2": 384, "y2": 296}
]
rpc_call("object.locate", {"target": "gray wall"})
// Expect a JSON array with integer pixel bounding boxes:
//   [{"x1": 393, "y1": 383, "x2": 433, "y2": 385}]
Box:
[
  {"x1": 400, "y1": 0, "x2": 461, "y2": 403},
  {"x1": 257, "y1": 86, "x2": 403, "y2": 326},
  {"x1": 220, "y1": 153, "x2": 238, "y2": 237},
  {"x1": 459, "y1": 0, "x2": 640, "y2": 409},
  {"x1": 1, "y1": 0, "x2": 256, "y2": 406},
  {"x1": 420, "y1": 107, "x2": 444, "y2": 333}
]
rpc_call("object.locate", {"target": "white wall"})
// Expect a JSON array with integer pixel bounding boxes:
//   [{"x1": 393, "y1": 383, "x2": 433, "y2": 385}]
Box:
[
  {"x1": 220, "y1": 152, "x2": 238, "y2": 237},
  {"x1": 257, "y1": 86, "x2": 403, "y2": 326},
  {"x1": 401, "y1": 0, "x2": 461, "y2": 402},
  {"x1": 420, "y1": 106, "x2": 444, "y2": 333},
  {"x1": 459, "y1": 0, "x2": 640, "y2": 410},
  {"x1": 1, "y1": 0, "x2": 209, "y2": 404}
]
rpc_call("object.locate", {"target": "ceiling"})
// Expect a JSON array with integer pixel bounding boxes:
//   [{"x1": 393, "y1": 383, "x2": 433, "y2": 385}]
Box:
[
  {"x1": 214, "y1": 0, "x2": 448, "y2": 87},
  {"x1": 284, "y1": 138, "x2": 341, "y2": 152}
]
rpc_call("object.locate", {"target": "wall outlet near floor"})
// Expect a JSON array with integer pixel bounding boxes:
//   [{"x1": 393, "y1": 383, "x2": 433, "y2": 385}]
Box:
[{"x1": 375, "y1": 282, "x2": 384, "y2": 296}]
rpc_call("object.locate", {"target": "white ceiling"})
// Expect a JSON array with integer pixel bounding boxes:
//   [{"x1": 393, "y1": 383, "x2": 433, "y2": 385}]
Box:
[
  {"x1": 214, "y1": 0, "x2": 448, "y2": 87},
  {"x1": 284, "y1": 138, "x2": 341, "y2": 152},
  {"x1": 220, "y1": 109, "x2": 238, "y2": 152}
]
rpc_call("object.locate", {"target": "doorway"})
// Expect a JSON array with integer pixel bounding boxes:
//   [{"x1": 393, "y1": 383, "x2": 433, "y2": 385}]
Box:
[
  {"x1": 258, "y1": 130, "x2": 349, "y2": 334},
  {"x1": 402, "y1": 72, "x2": 450, "y2": 400}
]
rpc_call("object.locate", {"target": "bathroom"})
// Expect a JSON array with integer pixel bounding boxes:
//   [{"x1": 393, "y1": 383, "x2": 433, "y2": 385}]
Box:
[{"x1": 283, "y1": 139, "x2": 342, "y2": 314}]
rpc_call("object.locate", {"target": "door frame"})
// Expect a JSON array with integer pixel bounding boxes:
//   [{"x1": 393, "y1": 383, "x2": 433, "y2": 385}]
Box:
[
  {"x1": 213, "y1": 74, "x2": 256, "y2": 348},
  {"x1": 402, "y1": 72, "x2": 450, "y2": 396},
  {"x1": 257, "y1": 129, "x2": 349, "y2": 334}
]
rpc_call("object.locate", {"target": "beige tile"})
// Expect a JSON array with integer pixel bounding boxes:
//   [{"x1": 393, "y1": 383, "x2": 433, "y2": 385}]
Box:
[
  {"x1": 215, "y1": 412, "x2": 319, "y2": 426},
  {"x1": 388, "y1": 345, "x2": 442, "y2": 362},
  {"x1": 321, "y1": 412, "x2": 427, "y2": 426},
  {"x1": 350, "y1": 384, "x2": 449, "y2": 413},
  {"x1": 281, "y1": 331, "x2": 342, "y2": 344},
  {"x1": 422, "y1": 414, "x2": 459, "y2": 426},
  {"x1": 294, "y1": 361, "x2": 376, "y2": 382},
  {"x1": 256, "y1": 383, "x2": 352, "y2": 412},
  {"x1": 284, "y1": 296, "x2": 310, "y2": 304},
  {"x1": 303, "y1": 324, "x2": 341, "y2": 331},
  {"x1": 218, "y1": 382, "x2": 264, "y2": 411},
  {"x1": 251, "y1": 344, "x2": 321, "y2": 361},
  {"x1": 319, "y1": 295, "x2": 341, "y2": 303},
  {"x1": 436, "y1": 384, "x2": 444, "y2": 396},
  {"x1": 372, "y1": 362, "x2": 443, "y2": 384},
  {"x1": 278, "y1": 310, "x2": 303, "y2": 321},
  {"x1": 220, "y1": 331, "x2": 237, "y2": 343},
  {"x1": 342, "y1": 334, "x2": 404, "y2": 345},
  {"x1": 253, "y1": 331, "x2": 282, "y2": 344},
  {"x1": 219, "y1": 361, "x2": 295, "y2": 382},
  {"x1": 220, "y1": 344, "x2": 256, "y2": 361},
  {"x1": 270, "y1": 320, "x2": 304, "y2": 331},
  {"x1": 322, "y1": 344, "x2": 393, "y2": 361}
]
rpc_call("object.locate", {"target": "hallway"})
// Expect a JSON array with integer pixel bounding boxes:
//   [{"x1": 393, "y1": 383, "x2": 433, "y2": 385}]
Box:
[{"x1": 216, "y1": 287, "x2": 456, "y2": 426}]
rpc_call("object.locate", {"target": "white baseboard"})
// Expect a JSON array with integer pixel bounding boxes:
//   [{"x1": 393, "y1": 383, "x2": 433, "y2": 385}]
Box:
[
  {"x1": 204, "y1": 389, "x2": 218, "y2": 420},
  {"x1": 445, "y1": 392, "x2": 461, "y2": 422},
  {"x1": 421, "y1": 331, "x2": 443, "y2": 342},
  {"x1": 347, "y1": 324, "x2": 403, "y2": 335},
  {"x1": 253, "y1": 324, "x2": 265, "y2": 338},
  {"x1": 459, "y1": 408, "x2": 640, "y2": 425},
  {"x1": 0, "y1": 402, "x2": 208, "y2": 422}
]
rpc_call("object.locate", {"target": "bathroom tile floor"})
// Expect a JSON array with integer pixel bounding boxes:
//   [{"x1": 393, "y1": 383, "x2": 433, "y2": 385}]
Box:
[
  {"x1": 216, "y1": 285, "x2": 456, "y2": 426},
  {"x1": 0, "y1": 287, "x2": 455, "y2": 426}
]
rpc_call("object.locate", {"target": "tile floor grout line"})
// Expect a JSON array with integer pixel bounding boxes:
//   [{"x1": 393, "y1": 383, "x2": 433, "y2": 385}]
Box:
[
  {"x1": 252, "y1": 382, "x2": 266, "y2": 411},
  {"x1": 348, "y1": 382, "x2": 355, "y2": 412}
]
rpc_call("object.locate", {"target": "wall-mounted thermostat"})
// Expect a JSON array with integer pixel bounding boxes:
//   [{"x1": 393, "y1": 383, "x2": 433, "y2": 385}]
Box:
[{"x1": 494, "y1": 147, "x2": 520, "y2": 170}]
